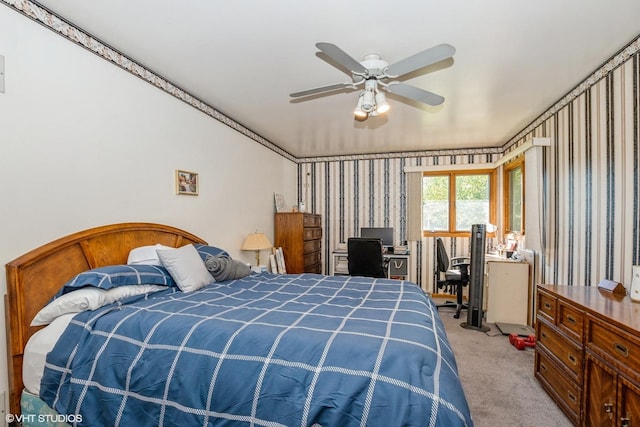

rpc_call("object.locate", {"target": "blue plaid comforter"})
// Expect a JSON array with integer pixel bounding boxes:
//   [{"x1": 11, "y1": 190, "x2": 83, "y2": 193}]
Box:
[{"x1": 41, "y1": 273, "x2": 472, "y2": 426}]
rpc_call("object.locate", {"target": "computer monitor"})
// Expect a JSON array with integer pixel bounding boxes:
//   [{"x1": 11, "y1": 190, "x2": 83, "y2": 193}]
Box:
[{"x1": 360, "y1": 227, "x2": 394, "y2": 248}]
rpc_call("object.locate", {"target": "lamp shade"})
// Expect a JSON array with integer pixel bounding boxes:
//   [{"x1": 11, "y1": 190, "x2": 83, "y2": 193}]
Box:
[
  {"x1": 241, "y1": 232, "x2": 272, "y2": 251},
  {"x1": 241, "y1": 232, "x2": 272, "y2": 267}
]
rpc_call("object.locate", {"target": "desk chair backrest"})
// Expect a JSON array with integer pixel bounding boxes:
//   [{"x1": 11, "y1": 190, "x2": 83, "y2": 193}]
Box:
[
  {"x1": 434, "y1": 237, "x2": 471, "y2": 318},
  {"x1": 347, "y1": 237, "x2": 387, "y2": 278},
  {"x1": 435, "y1": 237, "x2": 450, "y2": 273}
]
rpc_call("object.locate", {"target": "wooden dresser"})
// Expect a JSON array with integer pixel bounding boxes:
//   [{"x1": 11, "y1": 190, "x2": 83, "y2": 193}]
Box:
[
  {"x1": 274, "y1": 213, "x2": 322, "y2": 274},
  {"x1": 535, "y1": 284, "x2": 640, "y2": 425}
]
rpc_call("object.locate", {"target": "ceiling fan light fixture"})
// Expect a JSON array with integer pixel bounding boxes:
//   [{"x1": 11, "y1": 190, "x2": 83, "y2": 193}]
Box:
[
  {"x1": 292, "y1": 42, "x2": 456, "y2": 121},
  {"x1": 354, "y1": 93, "x2": 368, "y2": 120},
  {"x1": 361, "y1": 90, "x2": 375, "y2": 113},
  {"x1": 354, "y1": 111, "x2": 368, "y2": 121},
  {"x1": 375, "y1": 92, "x2": 390, "y2": 114}
]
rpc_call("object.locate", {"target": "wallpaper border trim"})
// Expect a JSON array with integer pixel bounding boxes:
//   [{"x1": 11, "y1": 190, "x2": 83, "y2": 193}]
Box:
[
  {"x1": 1, "y1": 0, "x2": 297, "y2": 162},
  {"x1": 503, "y1": 35, "x2": 640, "y2": 151}
]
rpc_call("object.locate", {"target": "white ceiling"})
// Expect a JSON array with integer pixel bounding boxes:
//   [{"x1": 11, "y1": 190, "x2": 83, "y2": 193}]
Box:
[{"x1": 29, "y1": 0, "x2": 640, "y2": 159}]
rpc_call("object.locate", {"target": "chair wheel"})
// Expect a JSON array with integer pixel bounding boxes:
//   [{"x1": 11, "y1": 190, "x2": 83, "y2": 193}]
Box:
[{"x1": 453, "y1": 313, "x2": 460, "y2": 319}]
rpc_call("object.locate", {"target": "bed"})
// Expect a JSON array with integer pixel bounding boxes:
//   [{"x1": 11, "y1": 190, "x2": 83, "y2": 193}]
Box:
[{"x1": 5, "y1": 222, "x2": 473, "y2": 426}]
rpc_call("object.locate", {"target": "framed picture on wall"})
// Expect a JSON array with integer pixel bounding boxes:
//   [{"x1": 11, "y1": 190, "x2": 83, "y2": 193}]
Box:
[{"x1": 176, "y1": 170, "x2": 198, "y2": 195}]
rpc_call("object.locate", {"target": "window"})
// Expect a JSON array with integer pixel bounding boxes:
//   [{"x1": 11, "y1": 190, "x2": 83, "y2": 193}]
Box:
[
  {"x1": 422, "y1": 169, "x2": 496, "y2": 236},
  {"x1": 504, "y1": 158, "x2": 525, "y2": 234}
]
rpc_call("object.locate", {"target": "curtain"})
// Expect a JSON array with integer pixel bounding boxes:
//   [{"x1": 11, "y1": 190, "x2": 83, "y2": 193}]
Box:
[{"x1": 406, "y1": 171, "x2": 422, "y2": 241}]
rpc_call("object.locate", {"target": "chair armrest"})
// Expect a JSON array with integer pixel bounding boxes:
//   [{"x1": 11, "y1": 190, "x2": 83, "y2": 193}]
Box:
[
  {"x1": 450, "y1": 263, "x2": 470, "y2": 275},
  {"x1": 453, "y1": 262, "x2": 470, "y2": 281},
  {"x1": 451, "y1": 257, "x2": 470, "y2": 269}
]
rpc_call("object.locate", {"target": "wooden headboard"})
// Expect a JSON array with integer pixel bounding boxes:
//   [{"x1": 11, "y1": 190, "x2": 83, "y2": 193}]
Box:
[{"x1": 4, "y1": 222, "x2": 207, "y2": 416}]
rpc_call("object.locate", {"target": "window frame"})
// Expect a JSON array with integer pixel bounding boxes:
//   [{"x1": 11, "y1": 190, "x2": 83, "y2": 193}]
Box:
[
  {"x1": 422, "y1": 168, "x2": 497, "y2": 238},
  {"x1": 503, "y1": 157, "x2": 525, "y2": 235}
]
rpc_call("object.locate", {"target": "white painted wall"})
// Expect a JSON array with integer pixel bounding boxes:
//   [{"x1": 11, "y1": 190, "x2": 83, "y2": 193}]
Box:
[{"x1": 0, "y1": 8, "x2": 296, "y2": 398}]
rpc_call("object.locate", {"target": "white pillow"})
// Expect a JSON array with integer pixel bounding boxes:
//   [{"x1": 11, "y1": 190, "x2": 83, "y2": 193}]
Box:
[
  {"x1": 104, "y1": 284, "x2": 169, "y2": 304},
  {"x1": 127, "y1": 244, "x2": 173, "y2": 265},
  {"x1": 24, "y1": 313, "x2": 76, "y2": 394},
  {"x1": 156, "y1": 245, "x2": 214, "y2": 292},
  {"x1": 31, "y1": 287, "x2": 106, "y2": 326}
]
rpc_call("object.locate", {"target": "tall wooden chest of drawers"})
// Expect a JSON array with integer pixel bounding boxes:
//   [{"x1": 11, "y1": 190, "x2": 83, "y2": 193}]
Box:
[
  {"x1": 535, "y1": 284, "x2": 640, "y2": 425},
  {"x1": 274, "y1": 213, "x2": 322, "y2": 274}
]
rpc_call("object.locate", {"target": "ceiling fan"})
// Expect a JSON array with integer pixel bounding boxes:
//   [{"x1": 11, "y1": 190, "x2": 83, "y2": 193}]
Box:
[{"x1": 290, "y1": 42, "x2": 456, "y2": 121}]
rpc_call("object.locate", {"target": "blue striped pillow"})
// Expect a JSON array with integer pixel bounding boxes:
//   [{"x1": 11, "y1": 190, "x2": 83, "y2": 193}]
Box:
[
  {"x1": 54, "y1": 264, "x2": 176, "y2": 298},
  {"x1": 193, "y1": 244, "x2": 230, "y2": 260}
]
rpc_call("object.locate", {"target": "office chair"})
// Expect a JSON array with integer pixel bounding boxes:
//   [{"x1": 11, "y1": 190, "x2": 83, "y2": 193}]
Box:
[
  {"x1": 347, "y1": 237, "x2": 388, "y2": 278},
  {"x1": 434, "y1": 237, "x2": 470, "y2": 319}
]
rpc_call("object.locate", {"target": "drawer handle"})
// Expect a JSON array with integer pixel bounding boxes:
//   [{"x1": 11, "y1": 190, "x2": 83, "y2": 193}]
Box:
[
  {"x1": 621, "y1": 418, "x2": 630, "y2": 427},
  {"x1": 541, "y1": 331, "x2": 547, "y2": 340},
  {"x1": 603, "y1": 402, "x2": 613, "y2": 413},
  {"x1": 539, "y1": 362, "x2": 547, "y2": 373},
  {"x1": 566, "y1": 315, "x2": 577, "y2": 325},
  {"x1": 567, "y1": 392, "x2": 577, "y2": 403},
  {"x1": 614, "y1": 342, "x2": 630, "y2": 358},
  {"x1": 544, "y1": 302, "x2": 552, "y2": 310},
  {"x1": 567, "y1": 353, "x2": 577, "y2": 365}
]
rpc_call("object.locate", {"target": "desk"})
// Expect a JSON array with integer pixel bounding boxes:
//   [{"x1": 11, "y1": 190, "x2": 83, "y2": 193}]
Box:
[{"x1": 331, "y1": 250, "x2": 411, "y2": 280}]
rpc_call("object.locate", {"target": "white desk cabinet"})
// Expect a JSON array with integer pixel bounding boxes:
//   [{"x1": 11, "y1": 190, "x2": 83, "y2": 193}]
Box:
[{"x1": 484, "y1": 259, "x2": 530, "y2": 325}]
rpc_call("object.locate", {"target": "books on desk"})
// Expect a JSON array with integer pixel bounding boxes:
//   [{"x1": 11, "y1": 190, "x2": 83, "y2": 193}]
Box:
[{"x1": 391, "y1": 246, "x2": 409, "y2": 255}]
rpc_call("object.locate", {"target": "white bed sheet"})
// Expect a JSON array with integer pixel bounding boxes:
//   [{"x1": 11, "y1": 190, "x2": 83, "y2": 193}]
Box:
[{"x1": 23, "y1": 313, "x2": 74, "y2": 395}]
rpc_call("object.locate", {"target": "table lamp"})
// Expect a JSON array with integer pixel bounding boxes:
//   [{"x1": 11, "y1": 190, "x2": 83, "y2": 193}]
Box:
[{"x1": 241, "y1": 232, "x2": 272, "y2": 266}]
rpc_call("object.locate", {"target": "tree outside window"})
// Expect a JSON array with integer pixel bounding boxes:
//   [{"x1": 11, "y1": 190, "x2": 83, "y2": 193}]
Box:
[{"x1": 422, "y1": 170, "x2": 496, "y2": 236}]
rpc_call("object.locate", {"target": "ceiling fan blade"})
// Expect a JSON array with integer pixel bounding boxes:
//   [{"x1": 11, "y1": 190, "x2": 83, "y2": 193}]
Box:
[
  {"x1": 385, "y1": 44, "x2": 456, "y2": 78},
  {"x1": 386, "y1": 83, "x2": 445, "y2": 106},
  {"x1": 316, "y1": 42, "x2": 368, "y2": 75},
  {"x1": 290, "y1": 82, "x2": 354, "y2": 98}
]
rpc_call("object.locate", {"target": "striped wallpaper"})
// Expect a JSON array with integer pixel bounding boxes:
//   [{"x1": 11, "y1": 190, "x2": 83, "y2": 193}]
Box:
[
  {"x1": 300, "y1": 35, "x2": 640, "y2": 293},
  {"x1": 535, "y1": 52, "x2": 640, "y2": 289},
  {"x1": 298, "y1": 153, "x2": 498, "y2": 290}
]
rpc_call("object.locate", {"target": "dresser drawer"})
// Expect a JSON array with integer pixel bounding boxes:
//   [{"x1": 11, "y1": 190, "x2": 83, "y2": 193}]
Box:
[
  {"x1": 303, "y1": 239, "x2": 321, "y2": 253},
  {"x1": 537, "y1": 291, "x2": 557, "y2": 323},
  {"x1": 306, "y1": 263, "x2": 321, "y2": 274},
  {"x1": 535, "y1": 347, "x2": 580, "y2": 424},
  {"x1": 303, "y1": 214, "x2": 321, "y2": 227},
  {"x1": 588, "y1": 317, "x2": 640, "y2": 375},
  {"x1": 538, "y1": 319, "x2": 583, "y2": 382},
  {"x1": 557, "y1": 301, "x2": 584, "y2": 344},
  {"x1": 303, "y1": 251, "x2": 321, "y2": 268},
  {"x1": 303, "y1": 227, "x2": 322, "y2": 240}
]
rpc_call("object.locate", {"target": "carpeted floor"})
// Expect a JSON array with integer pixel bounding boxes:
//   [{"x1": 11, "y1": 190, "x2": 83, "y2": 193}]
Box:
[{"x1": 438, "y1": 307, "x2": 573, "y2": 427}]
